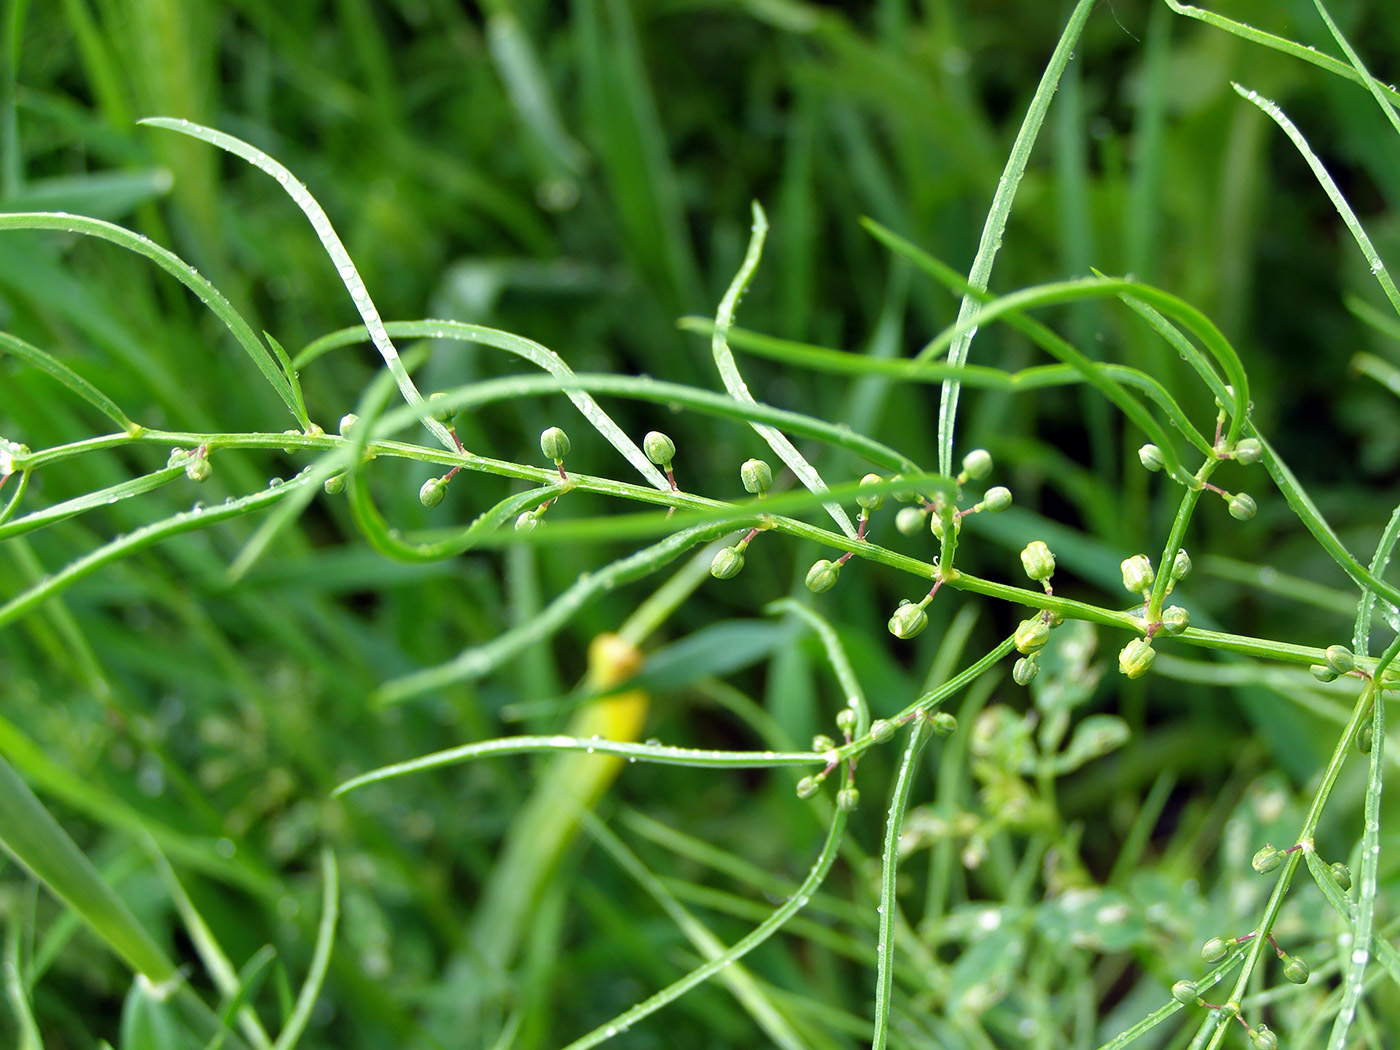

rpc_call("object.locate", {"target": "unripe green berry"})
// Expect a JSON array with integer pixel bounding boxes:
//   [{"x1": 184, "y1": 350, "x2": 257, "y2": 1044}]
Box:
[
  {"x1": 338, "y1": 413, "x2": 360, "y2": 438},
  {"x1": 185, "y1": 456, "x2": 211, "y2": 482},
  {"x1": 1201, "y1": 937, "x2": 1229, "y2": 963},
  {"x1": 419, "y1": 476, "x2": 447, "y2": 508},
  {"x1": 1171, "y1": 980, "x2": 1199, "y2": 1005},
  {"x1": 1251, "y1": 845, "x2": 1281, "y2": 874},
  {"x1": 643, "y1": 430, "x2": 675, "y2": 467},
  {"x1": 795, "y1": 776, "x2": 821, "y2": 799},
  {"x1": 805, "y1": 559, "x2": 841, "y2": 593},
  {"x1": 870, "y1": 719, "x2": 896, "y2": 743},
  {"x1": 811, "y1": 734, "x2": 836, "y2": 753},
  {"x1": 1020, "y1": 540, "x2": 1056, "y2": 582},
  {"x1": 741, "y1": 458, "x2": 773, "y2": 495},
  {"x1": 1282, "y1": 955, "x2": 1309, "y2": 984},
  {"x1": 515, "y1": 512, "x2": 538, "y2": 533},
  {"x1": 835, "y1": 708, "x2": 858, "y2": 735},
  {"x1": 1118, "y1": 638, "x2": 1156, "y2": 679},
  {"x1": 1121, "y1": 554, "x2": 1155, "y2": 596},
  {"x1": 1012, "y1": 656, "x2": 1039, "y2": 686},
  {"x1": 836, "y1": 786, "x2": 860, "y2": 811},
  {"x1": 324, "y1": 473, "x2": 346, "y2": 496},
  {"x1": 1325, "y1": 644, "x2": 1355, "y2": 674},
  {"x1": 710, "y1": 545, "x2": 746, "y2": 579},
  {"x1": 540, "y1": 426, "x2": 571, "y2": 462},
  {"x1": 981, "y1": 486, "x2": 1012, "y2": 512},
  {"x1": 1014, "y1": 618, "x2": 1050, "y2": 655},
  {"x1": 857, "y1": 473, "x2": 885, "y2": 511},
  {"x1": 1310, "y1": 664, "x2": 1339, "y2": 684},
  {"x1": 962, "y1": 448, "x2": 992, "y2": 480},
  {"x1": 888, "y1": 601, "x2": 929, "y2": 640},
  {"x1": 1138, "y1": 444, "x2": 1166, "y2": 472},
  {"x1": 1233, "y1": 437, "x2": 1263, "y2": 465},
  {"x1": 1159, "y1": 606, "x2": 1190, "y2": 636},
  {"x1": 1171, "y1": 548, "x2": 1192, "y2": 582},
  {"x1": 1227, "y1": 492, "x2": 1257, "y2": 521},
  {"x1": 1330, "y1": 861, "x2": 1352, "y2": 890},
  {"x1": 929, "y1": 712, "x2": 957, "y2": 737},
  {"x1": 1251, "y1": 1025, "x2": 1278, "y2": 1050},
  {"x1": 895, "y1": 506, "x2": 926, "y2": 535}
]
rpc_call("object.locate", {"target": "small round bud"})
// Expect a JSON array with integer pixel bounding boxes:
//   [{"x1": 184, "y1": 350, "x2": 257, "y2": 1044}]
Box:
[
  {"x1": 1171, "y1": 980, "x2": 1199, "y2": 1006},
  {"x1": 836, "y1": 787, "x2": 860, "y2": 812},
  {"x1": 1138, "y1": 444, "x2": 1165, "y2": 472},
  {"x1": 1121, "y1": 554, "x2": 1155, "y2": 596},
  {"x1": 1233, "y1": 438, "x2": 1262, "y2": 465},
  {"x1": 1227, "y1": 492, "x2": 1257, "y2": 521},
  {"x1": 338, "y1": 413, "x2": 360, "y2": 438},
  {"x1": 643, "y1": 430, "x2": 675, "y2": 467},
  {"x1": 1159, "y1": 606, "x2": 1190, "y2": 636},
  {"x1": 930, "y1": 510, "x2": 961, "y2": 541},
  {"x1": 929, "y1": 712, "x2": 957, "y2": 737},
  {"x1": 515, "y1": 512, "x2": 538, "y2": 533},
  {"x1": 1329, "y1": 861, "x2": 1352, "y2": 891},
  {"x1": 857, "y1": 474, "x2": 885, "y2": 511},
  {"x1": 1012, "y1": 656, "x2": 1039, "y2": 686},
  {"x1": 1310, "y1": 664, "x2": 1339, "y2": 684},
  {"x1": 1251, "y1": 1025, "x2": 1278, "y2": 1050},
  {"x1": 795, "y1": 776, "x2": 821, "y2": 799},
  {"x1": 981, "y1": 486, "x2": 1012, "y2": 512},
  {"x1": 1359, "y1": 723, "x2": 1374, "y2": 753},
  {"x1": 805, "y1": 559, "x2": 841, "y2": 593},
  {"x1": 419, "y1": 477, "x2": 447, "y2": 508},
  {"x1": 185, "y1": 456, "x2": 211, "y2": 482},
  {"x1": 428, "y1": 391, "x2": 454, "y2": 424},
  {"x1": 741, "y1": 458, "x2": 773, "y2": 495},
  {"x1": 1014, "y1": 618, "x2": 1050, "y2": 655},
  {"x1": 323, "y1": 473, "x2": 346, "y2": 496},
  {"x1": 1201, "y1": 937, "x2": 1229, "y2": 963},
  {"x1": 1171, "y1": 548, "x2": 1192, "y2": 582},
  {"x1": 540, "y1": 426, "x2": 571, "y2": 462},
  {"x1": 710, "y1": 545, "x2": 746, "y2": 579},
  {"x1": 870, "y1": 719, "x2": 896, "y2": 743},
  {"x1": 961, "y1": 448, "x2": 992, "y2": 480},
  {"x1": 888, "y1": 601, "x2": 929, "y2": 640},
  {"x1": 1282, "y1": 955, "x2": 1309, "y2": 984},
  {"x1": 1020, "y1": 540, "x2": 1056, "y2": 582},
  {"x1": 1118, "y1": 638, "x2": 1156, "y2": 679},
  {"x1": 811, "y1": 734, "x2": 836, "y2": 753},
  {"x1": 895, "y1": 506, "x2": 926, "y2": 535},
  {"x1": 835, "y1": 709, "x2": 858, "y2": 735},
  {"x1": 1251, "y1": 845, "x2": 1281, "y2": 874},
  {"x1": 1324, "y1": 645, "x2": 1355, "y2": 674}
]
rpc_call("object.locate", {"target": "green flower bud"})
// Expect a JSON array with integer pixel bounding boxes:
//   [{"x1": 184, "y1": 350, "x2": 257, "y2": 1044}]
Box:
[
  {"x1": 741, "y1": 458, "x2": 773, "y2": 495},
  {"x1": 795, "y1": 776, "x2": 821, "y2": 799},
  {"x1": 540, "y1": 426, "x2": 571, "y2": 462},
  {"x1": 1171, "y1": 548, "x2": 1192, "y2": 582},
  {"x1": 836, "y1": 786, "x2": 860, "y2": 812},
  {"x1": 428, "y1": 391, "x2": 454, "y2": 424},
  {"x1": 1227, "y1": 492, "x2": 1257, "y2": 521},
  {"x1": 1138, "y1": 444, "x2": 1166, "y2": 472},
  {"x1": 1251, "y1": 845, "x2": 1281, "y2": 874},
  {"x1": 930, "y1": 510, "x2": 961, "y2": 541},
  {"x1": 338, "y1": 413, "x2": 360, "y2": 438},
  {"x1": 1014, "y1": 617, "x2": 1050, "y2": 655},
  {"x1": 1020, "y1": 540, "x2": 1056, "y2": 582},
  {"x1": 805, "y1": 559, "x2": 841, "y2": 593},
  {"x1": 1121, "y1": 554, "x2": 1155, "y2": 596},
  {"x1": 1012, "y1": 656, "x2": 1039, "y2": 686},
  {"x1": 1251, "y1": 1025, "x2": 1278, "y2": 1050},
  {"x1": 323, "y1": 473, "x2": 346, "y2": 496},
  {"x1": 929, "y1": 712, "x2": 957, "y2": 737},
  {"x1": 1201, "y1": 937, "x2": 1229, "y2": 963},
  {"x1": 895, "y1": 506, "x2": 926, "y2": 535},
  {"x1": 1171, "y1": 980, "x2": 1199, "y2": 1006},
  {"x1": 185, "y1": 456, "x2": 211, "y2": 483},
  {"x1": 1310, "y1": 664, "x2": 1339, "y2": 684},
  {"x1": 1118, "y1": 638, "x2": 1156, "y2": 679},
  {"x1": 419, "y1": 476, "x2": 447, "y2": 508},
  {"x1": 811, "y1": 734, "x2": 836, "y2": 753},
  {"x1": 870, "y1": 719, "x2": 896, "y2": 742},
  {"x1": 643, "y1": 430, "x2": 675, "y2": 468},
  {"x1": 981, "y1": 486, "x2": 1012, "y2": 512},
  {"x1": 1159, "y1": 606, "x2": 1190, "y2": 636},
  {"x1": 1329, "y1": 861, "x2": 1352, "y2": 891},
  {"x1": 1359, "y1": 722, "x2": 1374, "y2": 753},
  {"x1": 961, "y1": 448, "x2": 993, "y2": 480},
  {"x1": 1233, "y1": 437, "x2": 1263, "y2": 465},
  {"x1": 857, "y1": 473, "x2": 885, "y2": 511},
  {"x1": 710, "y1": 545, "x2": 746, "y2": 579},
  {"x1": 1282, "y1": 955, "x2": 1309, "y2": 984},
  {"x1": 835, "y1": 708, "x2": 858, "y2": 735},
  {"x1": 888, "y1": 601, "x2": 929, "y2": 640},
  {"x1": 515, "y1": 512, "x2": 538, "y2": 533},
  {"x1": 1325, "y1": 644, "x2": 1355, "y2": 674}
]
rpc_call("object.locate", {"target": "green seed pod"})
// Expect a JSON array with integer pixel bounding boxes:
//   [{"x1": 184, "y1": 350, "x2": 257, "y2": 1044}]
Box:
[
  {"x1": 795, "y1": 776, "x2": 821, "y2": 799},
  {"x1": 929, "y1": 712, "x2": 957, "y2": 737},
  {"x1": 981, "y1": 486, "x2": 1012, "y2": 513},
  {"x1": 1171, "y1": 548, "x2": 1192, "y2": 582},
  {"x1": 428, "y1": 391, "x2": 454, "y2": 424},
  {"x1": 643, "y1": 430, "x2": 675, "y2": 468},
  {"x1": 961, "y1": 448, "x2": 993, "y2": 480},
  {"x1": 835, "y1": 708, "x2": 858, "y2": 735},
  {"x1": 1201, "y1": 937, "x2": 1229, "y2": 963},
  {"x1": 1251, "y1": 845, "x2": 1281, "y2": 874},
  {"x1": 185, "y1": 456, "x2": 211, "y2": 483},
  {"x1": 515, "y1": 512, "x2": 538, "y2": 533},
  {"x1": 805, "y1": 559, "x2": 841, "y2": 593},
  {"x1": 1159, "y1": 606, "x2": 1190, "y2": 636},
  {"x1": 870, "y1": 719, "x2": 896, "y2": 743},
  {"x1": 836, "y1": 786, "x2": 860, "y2": 812},
  {"x1": 888, "y1": 601, "x2": 929, "y2": 640},
  {"x1": 1012, "y1": 656, "x2": 1039, "y2": 686},
  {"x1": 323, "y1": 473, "x2": 346, "y2": 496},
  {"x1": 895, "y1": 506, "x2": 926, "y2": 535},
  {"x1": 419, "y1": 476, "x2": 447, "y2": 508},
  {"x1": 710, "y1": 545, "x2": 746, "y2": 579},
  {"x1": 1329, "y1": 861, "x2": 1352, "y2": 891},
  {"x1": 338, "y1": 413, "x2": 360, "y2": 438},
  {"x1": 1121, "y1": 554, "x2": 1155, "y2": 596},
  {"x1": 1171, "y1": 980, "x2": 1199, "y2": 1006},
  {"x1": 1118, "y1": 638, "x2": 1156, "y2": 679},
  {"x1": 1359, "y1": 722, "x2": 1374, "y2": 753},
  {"x1": 1233, "y1": 437, "x2": 1263, "y2": 465},
  {"x1": 1227, "y1": 492, "x2": 1257, "y2": 521},
  {"x1": 811, "y1": 734, "x2": 836, "y2": 753},
  {"x1": 1250, "y1": 1025, "x2": 1278, "y2": 1050},
  {"x1": 1282, "y1": 955, "x2": 1309, "y2": 984},
  {"x1": 1020, "y1": 540, "x2": 1056, "y2": 582},
  {"x1": 1310, "y1": 664, "x2": 1340, "y2": 684},
  {"x1": 1324, "y1": 644, "x2": 1355, "y2": 674},
  {"x1": 540, "y1": 426, "x2": 571, "y2": 462},
  {"x1": 857, "y1": 473, "x2": 885, "y2": 511},
  {"x1": 1014, "y1": 618, "x2": 1050, "y2": 655},
  {"x1": 741, "y1": 458, "x2": 773, "y2": 495},
  {"x1": 1138, "y1": 444, "x2": 1166, "y2": 472}
]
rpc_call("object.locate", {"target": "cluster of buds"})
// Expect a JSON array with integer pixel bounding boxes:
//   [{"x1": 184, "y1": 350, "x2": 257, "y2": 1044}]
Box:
[
  {"x1": 1113, "y1": 549, "x2": 1194, "y2": 678},
  {"x1": 1170, "y1": 981, "x2": 1279, "y2": 1050},
  {"x1": 1310, "y1": 644, "x2": 1355, "y2": 683}
]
